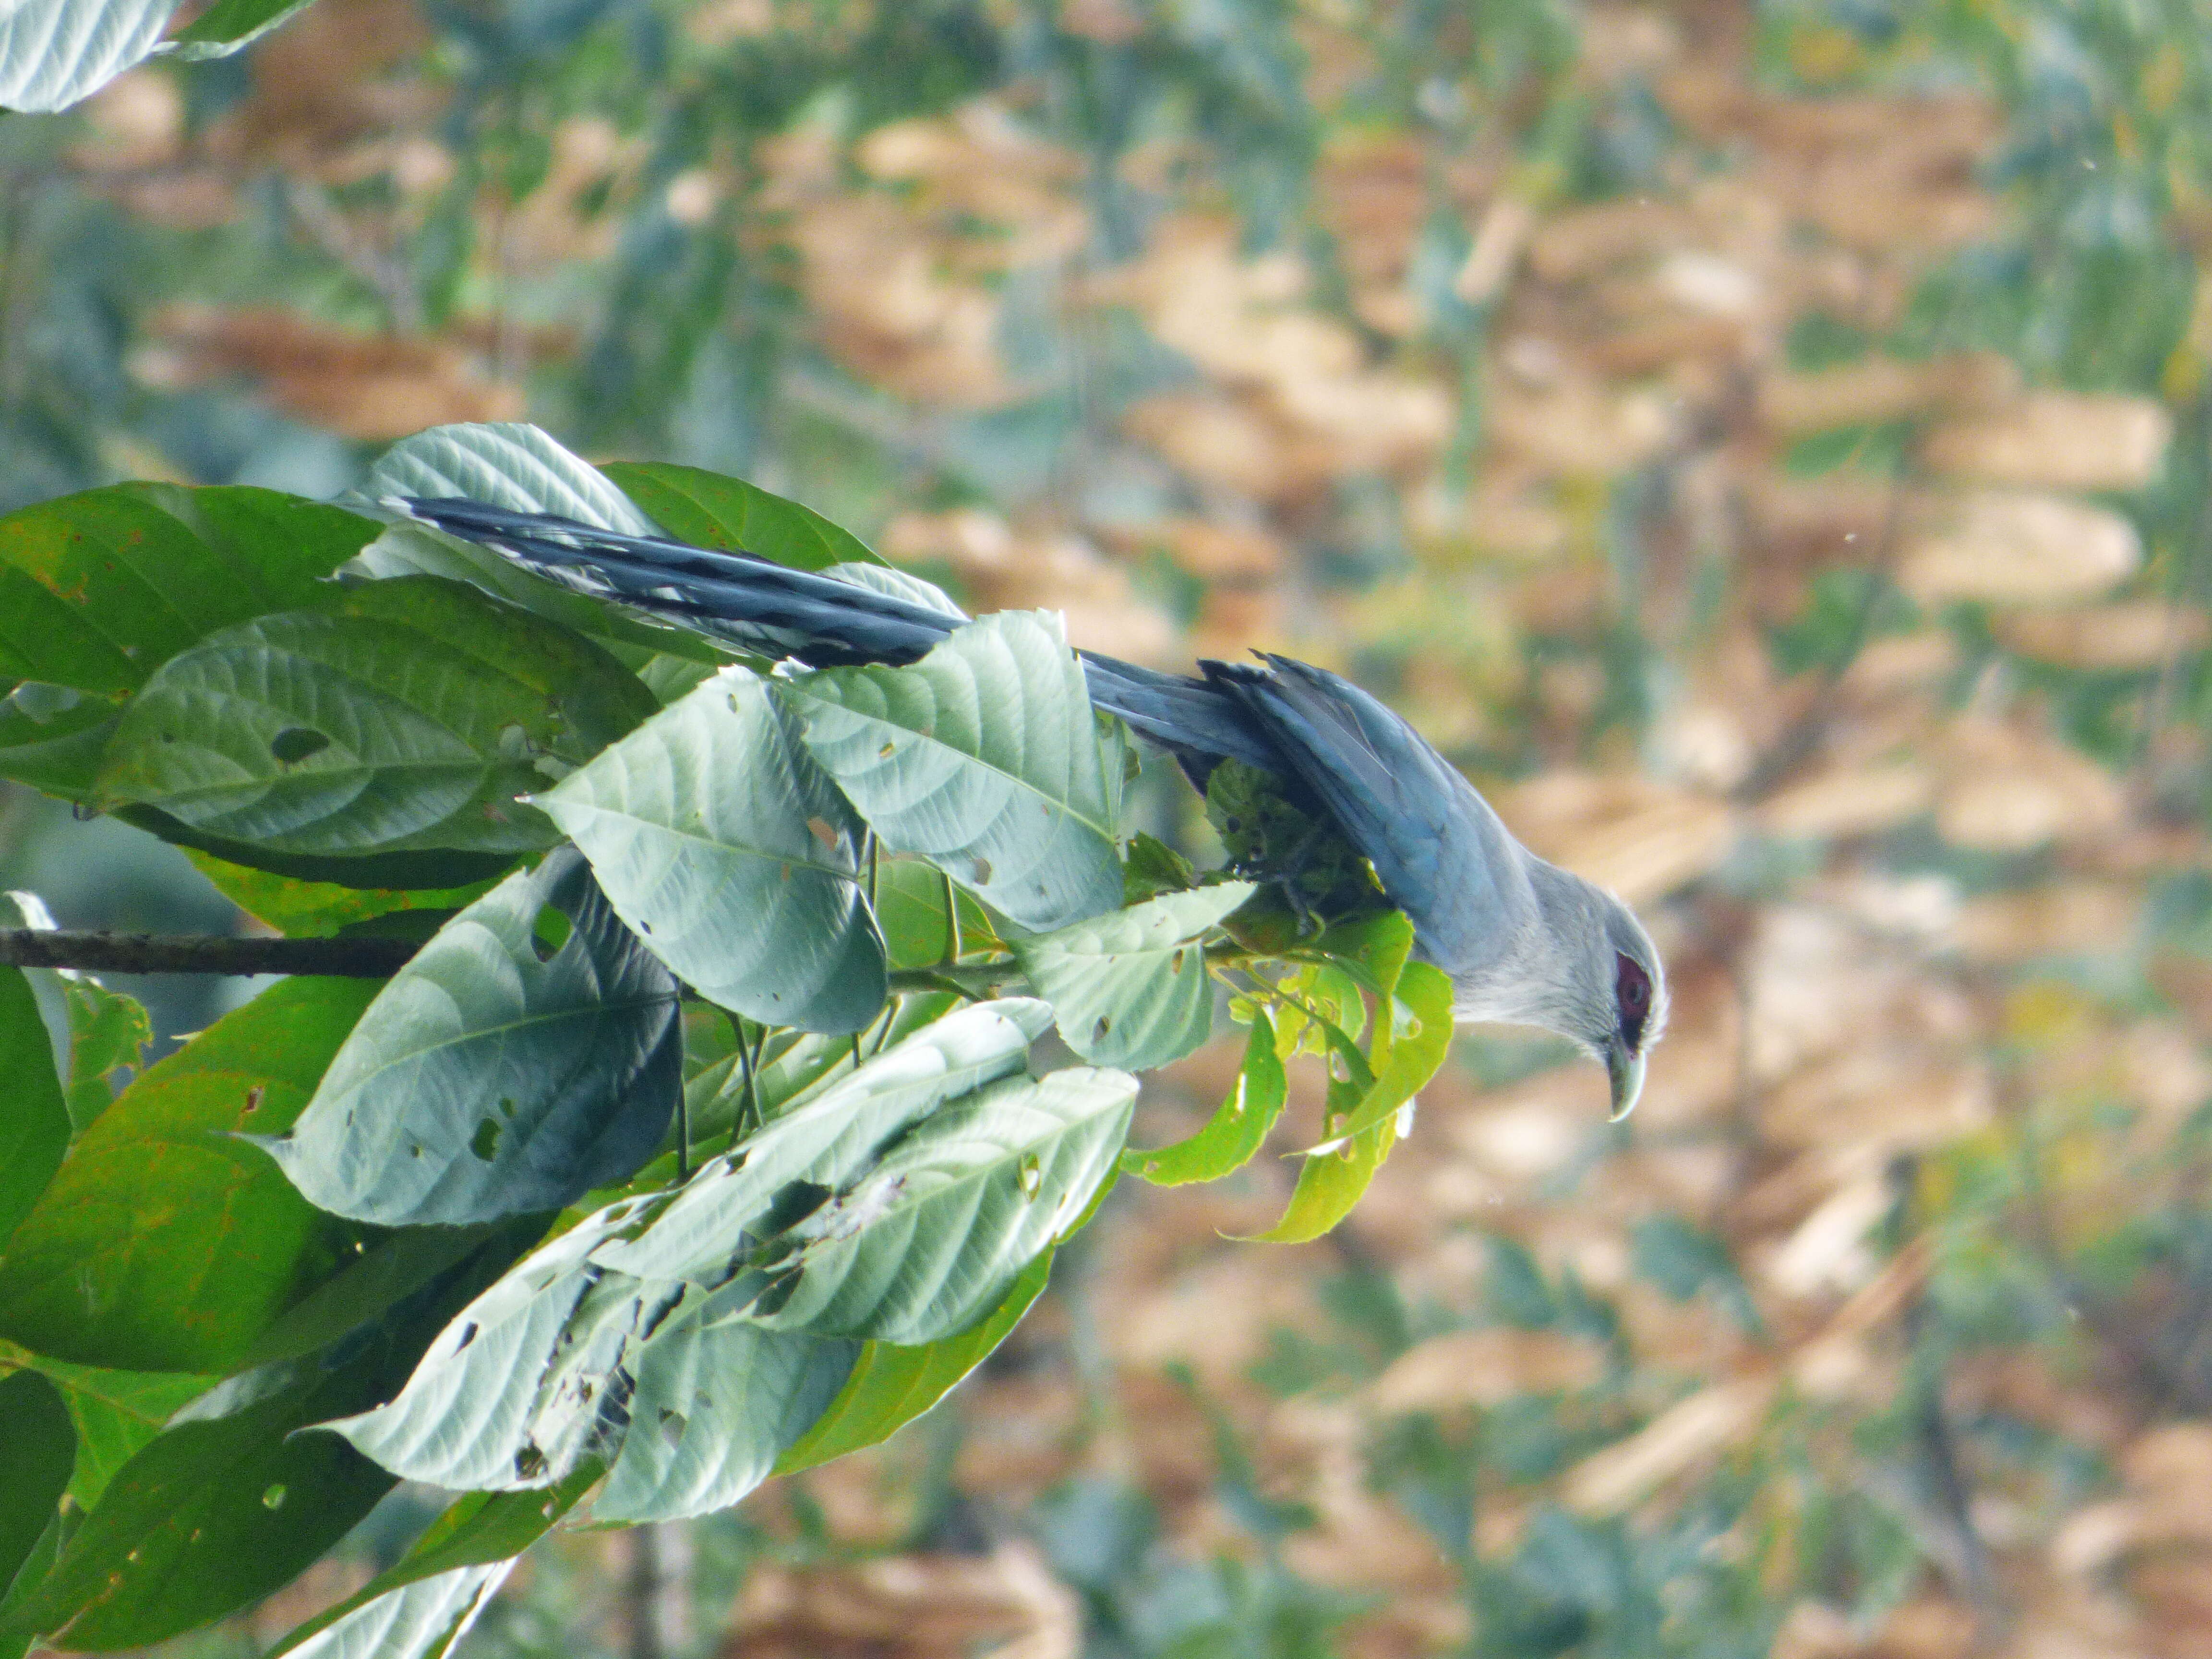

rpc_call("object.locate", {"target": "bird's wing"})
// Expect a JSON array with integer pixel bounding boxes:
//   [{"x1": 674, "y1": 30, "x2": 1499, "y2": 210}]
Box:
[{"x1": 1201, "y1": 656, "x2": 1533, "y2": 974}]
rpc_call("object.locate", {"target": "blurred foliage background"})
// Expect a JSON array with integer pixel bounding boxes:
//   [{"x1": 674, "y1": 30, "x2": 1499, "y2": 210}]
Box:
[{"x1": 7, "y1": 0, "x2": 2212, "y2": 1652}]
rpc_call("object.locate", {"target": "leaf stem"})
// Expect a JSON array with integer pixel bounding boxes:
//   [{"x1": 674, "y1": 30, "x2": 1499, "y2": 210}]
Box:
[{"x1": 0, "y1": 928, "x2": 417, "y2": 978}]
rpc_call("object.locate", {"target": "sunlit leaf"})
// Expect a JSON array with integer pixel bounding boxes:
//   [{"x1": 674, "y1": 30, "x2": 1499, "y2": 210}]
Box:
[
  {"x1": 269, "y1": 850, "x2": 682, "y2": 1226},
  {"x1": 1015, "y1": 883, "x2": 1254, "y2": 1070},
  {"x1": 184, "y1": 850, "x2": 500, "y2": 938},
  {"x1": 277, "y1": 1563, "x2": 513, "y2": 1659},
  {"x1": 535, "y1": 667, "x2": 886, "y2": 1035},
  {"x1": 779, "y1": 611, "x2": 1124, "y2": 931},
  {"x1": 1122, "y1": 1010, "x2": 1288, "y2": 1187}
]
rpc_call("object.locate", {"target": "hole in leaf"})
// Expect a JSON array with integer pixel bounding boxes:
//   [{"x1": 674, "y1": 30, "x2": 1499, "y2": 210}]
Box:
[
  {"x1": 268, "y1": 727, "x2": 330, "y2": 765},
  {"x1": 515, "y1": 1445, "x2": 547, "y2": 1480},
  {"x1": 1092, "y1": 1015, "x2": 1111, "y2": 1042},
  {"x1": 499, "y1": 1097, "x2": 517, "y2": 1118},
  {"x1": 973, "y1": 857, "x2": 993, "y2": 885},
  {"x1": 242, "y1": 1084, "x2": 264, "y2": 1115},
  {"x1": 261, "y1": 1484, "x2": 287, "y2": 1510},
  {"x1": 471, "y1": 1118, "x2": 502, "y2": 1161},
  {"x1": 531, "y1": 903, "x2": 572, "y2": 962},
  {"x1": 457, "y1": 1322, "x2": 479, "y2": 1351}
]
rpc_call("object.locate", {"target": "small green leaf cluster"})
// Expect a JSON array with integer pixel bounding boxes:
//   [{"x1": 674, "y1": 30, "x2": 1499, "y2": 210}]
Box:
[{"x1": 0, "y1": 421, "x2": 1461, "y2": 1656}]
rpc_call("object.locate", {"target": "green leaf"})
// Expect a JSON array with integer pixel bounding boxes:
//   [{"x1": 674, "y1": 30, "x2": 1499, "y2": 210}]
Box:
[
  {"x1": 1313, "y1": 962, "x2": 1455, "y2": 1145},
  {"x1": 269, "y1": 850, "x2": 682, "y2": 1226},
  {"x1": 118, "y1": 812, "x2": 518, "y2": 892},
  {"x1": 674, "y1": 993, "x2": 957, "y2": 1157},
  {"x1": 872, "y1": 857, "x2": 999, "y2": 971},
  {"x1": 535, "y1": 667, "x2": 886, "y2": 1035},
  {"x1": 1241, "y1": 1025, "x2": 1390, "y2": 1246},
  {"x1": 162, "y1": 0, "x2": 316, "y2": 58},
  {"x1": 266, "y1": 1468, "x2": 598, "y2": 1659},
  {"x1": 600, "y1": 461, "x2": 885, "y2": 570},
  {"x1": 0, "y1": 485, "x2": 374, "y2": 695},
  {"x1": 0, "y1": 1371, "x2": 72, "y2": 1599},
  {"x1": 779, "y1": 611, "x2": 1125, "y2": 931},
  {"x1": 2, "y1": 1374, "x2": 389, "y2": 1650},
  {"x1": 1122, "y1": 1010, "x2": 1288, "y2": 1187},
  {"x1": 1122, "y1": 831, "x2": 1198, "y2": 903},
  {"x1": 774, "y1": 1246, "x2": 1052, "y2": 1475},
  {"x1": 364, "y1": 424, "x2": 659, "y2": 534},
  {"x1": 232, "y1": 1223, "x2": 531, "y2": 1370},
  {"x1": 184, "y1": 850, "x2": 500, "y2": 938},
  {"x1": 60, "y1": 978, "x2": 151, "y2": 1134},
  {"x1": 316, "y1": 1211, "x2": 674, "y2": 1492},
  {"x1": 1014, "y1": 884, "x2": 1254, "y2": 1070},
  {"x1": 594, "y1": 999, "x2": 1056, "y2": 1285},
  {"x1": 0, "y1": 691, "x2": 118, "y2": 799},
  {"x1": 0, "y1": 977, "x2": 380, "y2": 1373},
  {"x1": 0, "y1": 971, "x2": 67, "y2": 1249},
  {"x1": 748, "y1": 1066, "x2": 1136, "y2": 1344},
  {"x1": 96, "y1": 577, "x2": 654, "y2": 860},
  {"x1": 1312, "y1": 910, "x2": 1416, "y2": 1003},
  {"x1": 594, "y1": 1316, "x2": 855, "y2": 1520},
  {"x1": 0, "y1": 1232, "x2": 520, "y2": 1652},
  {"x1": 0, "y1": 0, "x2": 175, "y2": 113},
  {"x1": 0, "y1": 1350, "x2": 213, "y2": 1509}
]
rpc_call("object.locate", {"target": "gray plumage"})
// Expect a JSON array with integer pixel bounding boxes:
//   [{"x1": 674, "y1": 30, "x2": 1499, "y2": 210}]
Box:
[{"x1": 397, "y1": 498, "x2": 1668, "y2": 1115}]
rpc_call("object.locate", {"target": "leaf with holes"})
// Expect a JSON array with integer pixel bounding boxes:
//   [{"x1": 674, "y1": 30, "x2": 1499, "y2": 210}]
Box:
[
  {"x1": 1014, "y1": 884, "x2": 1253, "y2": 1070},
  {"x1": 1122, "y1": 1010, "x2": 1288, "y2": 1187},
  {"x1": 778, "y1": 611, "x2": 1125, "y2": 931},
  {"x1": 744, "y1": 1066, "x2": 1135, "y2": 1345},
  {"x1": 593, "y1": 1314, "x2": 855, "y2": 1521},
  {"x1": 592, "y1": 999, "x2": 1054, "y2": 1286},
  {"x1": 601, "y1": 462, "x2": 883, "y2": 570},
  {"x1": 535, "y1": 667, "x2": 885, "y2": 1035},
  {"x1": 0, "y1": 485, "x2": 373, "y2": 697},
  {"x1": 96, "y1": 577, "x2": 654, "y2": 862},
  {"x1": 267, "y1": 850, "x2": 682, "y2": 1226},
  {"x1": 0, "y1": 977, "x2": 380, "y2": 1373}
]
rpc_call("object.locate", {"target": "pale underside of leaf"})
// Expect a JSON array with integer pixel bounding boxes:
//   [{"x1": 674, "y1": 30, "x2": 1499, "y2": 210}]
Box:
[
  {"x1": 749, "y1": 1066, "x2": 1137, "y2": 1345},
  {"x1": 269, "y1": 852, "x2": 680, "y2": 1226},
  {"x1": 1016, "y1": 883, "x2": 1256, "y2": 1070},
  {"x1": 779, "y1": 611, "x2": 1123, "y2": 931},
  {"x1": 364, "y1": 423, "x2": 659, "y2": 535},
  {"x1": 537, "y1": 669, "x2": 885, "y2": 1035},
  {"x1": 0, "y1": 0, "x2": 176, "y2": 113}
]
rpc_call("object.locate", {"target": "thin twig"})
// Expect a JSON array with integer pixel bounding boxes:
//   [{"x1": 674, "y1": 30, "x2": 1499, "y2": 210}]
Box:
[{"x1": 0, "y1": 928, "x2": 417, "y2": 978}]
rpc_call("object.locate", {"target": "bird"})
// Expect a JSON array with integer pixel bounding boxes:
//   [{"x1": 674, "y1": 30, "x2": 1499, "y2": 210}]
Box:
[{"x1": 396, "y1": 497, "x2": 1668, "y2": 1117}]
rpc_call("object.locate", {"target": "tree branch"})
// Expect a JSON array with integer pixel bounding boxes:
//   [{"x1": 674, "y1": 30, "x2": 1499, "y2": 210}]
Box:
[{"x1": 0, "y1": 929, "x2": 419, "y2": 978}]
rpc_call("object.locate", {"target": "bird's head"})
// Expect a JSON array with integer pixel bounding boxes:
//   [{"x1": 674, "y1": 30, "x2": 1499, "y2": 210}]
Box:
[{"x1": 1515, "y1": 863, "x2": 1669, "y2": 1119}]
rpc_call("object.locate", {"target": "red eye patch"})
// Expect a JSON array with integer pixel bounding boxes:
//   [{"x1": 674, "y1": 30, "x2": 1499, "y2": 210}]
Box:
[{"x1": 1616, "y1": 954, "x2": 1652, "y2": 1045}]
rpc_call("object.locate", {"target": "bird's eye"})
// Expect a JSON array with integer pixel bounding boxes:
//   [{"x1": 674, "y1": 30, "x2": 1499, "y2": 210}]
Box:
[{"x1": 1615, "y1": 954, "x2": 1652, "y2": 1044}]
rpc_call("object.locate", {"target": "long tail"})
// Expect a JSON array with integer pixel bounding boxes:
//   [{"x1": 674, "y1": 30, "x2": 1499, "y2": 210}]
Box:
[{"x1": 398, "y1": 499, "x2": 1284, "y2": 772}]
